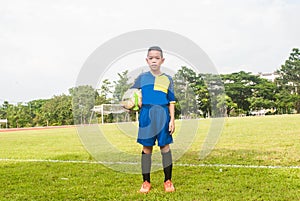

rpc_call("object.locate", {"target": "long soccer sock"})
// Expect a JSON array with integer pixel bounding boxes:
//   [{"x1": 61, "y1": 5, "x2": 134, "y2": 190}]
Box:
[
  {"x1": 161, "y1": 150, "x2": 173, "y2": 182},
  {"x1": 141, "y1": 151, "x2": 152, "y2": 183}
]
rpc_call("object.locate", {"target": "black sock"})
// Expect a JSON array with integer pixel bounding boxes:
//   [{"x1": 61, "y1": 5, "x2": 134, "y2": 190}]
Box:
[
  {"x1": 141, "y1": 151, "x2": 151, "y2": 182},
  {"x1": 162, "y1": 150, "x2": 173, "y2": 182}
]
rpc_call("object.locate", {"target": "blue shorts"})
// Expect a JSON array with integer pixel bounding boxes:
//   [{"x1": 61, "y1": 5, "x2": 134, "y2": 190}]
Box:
[{"x1": 137, "y1": 104, "x2": 173, "y2": 146}]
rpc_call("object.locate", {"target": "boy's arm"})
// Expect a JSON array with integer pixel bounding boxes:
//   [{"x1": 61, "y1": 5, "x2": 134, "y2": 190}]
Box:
[{"x1": 168, "y1": 103, "x2": 175, "y2": 135}]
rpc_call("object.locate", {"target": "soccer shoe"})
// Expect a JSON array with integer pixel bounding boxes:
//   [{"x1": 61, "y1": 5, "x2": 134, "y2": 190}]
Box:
[
  {"x1": 164, "y1": 180, "x2": 175, "y2": 192},
  {"x1": 139, "y1": 181, "x2": 151, "y2": 193}
]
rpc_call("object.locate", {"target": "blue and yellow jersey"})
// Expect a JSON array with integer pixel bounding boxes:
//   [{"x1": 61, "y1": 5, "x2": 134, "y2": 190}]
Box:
[{"x1": 131, "y1": 71, "x2": 176, "y2": 105}]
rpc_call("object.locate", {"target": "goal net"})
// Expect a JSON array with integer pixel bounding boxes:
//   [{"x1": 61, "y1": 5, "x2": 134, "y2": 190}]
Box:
[
  {"x1": 0, "y1": 119, "x2": 8, "y2": 128},
  {"x1": 90, "y1": 104, "x2": 136, "y2": 124}
]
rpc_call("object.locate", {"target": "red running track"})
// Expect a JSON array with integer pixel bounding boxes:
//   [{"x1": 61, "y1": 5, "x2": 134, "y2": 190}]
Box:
[{"x1": 0, "y1": 125, "x2": 75, "y2": 132}]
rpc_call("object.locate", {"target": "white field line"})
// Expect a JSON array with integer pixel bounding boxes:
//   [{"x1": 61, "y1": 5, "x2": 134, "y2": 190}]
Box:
[{"x1": 1, "y1": 158, "x2": 300, "y2": 169}]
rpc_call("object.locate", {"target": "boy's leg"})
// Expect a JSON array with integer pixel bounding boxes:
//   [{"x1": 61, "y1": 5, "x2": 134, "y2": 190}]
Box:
[
  {"x1": 142, "y1": 146, "x2": 153, "y2": 182},
  {"x1": 139, "y1": 146, "x2": 152, "y2": 193},
  {"x1": 160, "y1": 145, "x2": 172, "y2": 181},
  {"x1": 161, "y1": 144, "x2": 175, "y2": 192}
]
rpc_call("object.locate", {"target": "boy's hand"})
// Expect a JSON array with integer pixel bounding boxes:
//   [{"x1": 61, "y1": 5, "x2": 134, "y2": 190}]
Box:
[{"x1": 169, "y1": 120, "x2": 175, "y2": 135}]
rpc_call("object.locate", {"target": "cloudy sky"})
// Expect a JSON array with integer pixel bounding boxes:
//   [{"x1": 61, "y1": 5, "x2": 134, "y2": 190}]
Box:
[{"x1": 0, "y1": 0, "x2": 299, "y2": 103}]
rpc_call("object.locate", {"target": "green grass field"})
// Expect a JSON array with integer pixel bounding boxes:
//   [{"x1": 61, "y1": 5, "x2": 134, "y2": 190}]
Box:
[{"x1": 0, "y1": 115, "x2": 300, "y2": 200}]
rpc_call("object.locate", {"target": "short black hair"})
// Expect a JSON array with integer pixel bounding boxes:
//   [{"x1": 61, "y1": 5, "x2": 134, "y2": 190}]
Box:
[{"x1": 148, "y1": 46, "x2": 163, "y2": 57}]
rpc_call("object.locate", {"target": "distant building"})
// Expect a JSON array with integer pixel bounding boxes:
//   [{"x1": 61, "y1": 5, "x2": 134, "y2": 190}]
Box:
[{"x1": 257, "y1": 72, "x2": 279, "y2": 82}]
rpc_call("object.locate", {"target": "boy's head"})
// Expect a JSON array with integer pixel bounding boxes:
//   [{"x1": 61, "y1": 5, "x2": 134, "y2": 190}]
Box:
[
  {"x1": 146, "y1": 46, "x2": 165, "y2": 73},
  {"x1": 147, "y1": 46, "x2": 163, "y2": 58}
]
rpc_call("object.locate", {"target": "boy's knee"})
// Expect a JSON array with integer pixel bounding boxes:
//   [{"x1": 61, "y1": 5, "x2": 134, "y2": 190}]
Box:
[
  {"x1": 143, "y1": 146, "x2": 153, "y2": 154},
  {"x1": 160, "y1": 144, "x2": 170, "y2": 153}
]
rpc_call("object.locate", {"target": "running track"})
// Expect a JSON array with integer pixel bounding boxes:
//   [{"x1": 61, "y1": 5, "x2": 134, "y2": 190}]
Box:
[{"x1": 0, "y1": 125, "x2": 75, "y2": 132}]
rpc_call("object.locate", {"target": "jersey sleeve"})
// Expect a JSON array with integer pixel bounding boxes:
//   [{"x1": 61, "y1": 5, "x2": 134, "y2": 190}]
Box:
[
  {"x1": 130, "y1": 74, "x2": 142, "y2": 89},
  {"x1": 167, "y1": 77, "x2": 176, "y2": 104}
]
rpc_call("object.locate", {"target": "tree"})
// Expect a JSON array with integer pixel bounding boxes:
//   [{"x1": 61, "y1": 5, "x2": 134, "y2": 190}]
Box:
[
  {"x1": 274, "y1": 89, "x2": 295, "y2": 114},
  {"x1": 28, "y1": 99, "x2": 48, "y2": 126},
  {"x1": 1, "y1": 100, "x2": 46, "y2": 128},
  {"x1": 247, "y1": 77, "x2": 277, "y2": 113},
  {"x1": 217, "y1": 94, "x2": 237, "y2": 117},
  {"x1": 200, "y1": 73, "x2": 225, "y2": 117},
  {"x1": 221, "y1": 71, "x2": 262, "y2": 115},
  {"x1": 0, "y1": 101, "x2": 8, "y2": 120},
  {"x1": 173, "y1": 67, "x2": 225, "y2": 118},
  {"x1": 11, "y1": 103, "x2": 31, "y2": 128},
  {"x1": 40, "y1": 95, "x2": 73, "y2": 126},
  {"x1": 69, "y1": 85, "x2": 96, "y2": 125},
  {"x1": 193, "y1": 75, "x2": 211, "y2": 118},
  {"x1": 96, "y1": 79, "x2": 113, "y2": 105},
  {"x1": 113, "y1": 70, "x2": 132, "y2": 102},
  {"x1": 276, "y1": 48, "x2": 300, "y2": 113},
  {"x1": 4, "y1": 102, "x2": 18, "y2": 128},
  {"x1": 173, "y1": 66, "x2": 198, "y2": 118}
]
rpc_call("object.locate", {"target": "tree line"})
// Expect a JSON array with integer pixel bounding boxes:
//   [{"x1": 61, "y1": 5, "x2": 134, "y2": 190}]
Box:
[{"x1": 0, "y1": 48, "x2": 299, "y2": 128}]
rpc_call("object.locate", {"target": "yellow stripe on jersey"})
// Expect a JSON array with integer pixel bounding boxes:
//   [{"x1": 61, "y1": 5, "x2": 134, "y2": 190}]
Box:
[{"x1": 154, "y1": 75, "x2": 170, "y2": 93}]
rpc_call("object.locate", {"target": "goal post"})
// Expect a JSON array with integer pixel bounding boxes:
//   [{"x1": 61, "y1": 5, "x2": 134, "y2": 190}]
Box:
[
  {"x1": 90, "y1": 104, "x2": 136, "y2": 124},
  {"x1": 0, "y1": 119, "x2": 8, "y2": 129}
]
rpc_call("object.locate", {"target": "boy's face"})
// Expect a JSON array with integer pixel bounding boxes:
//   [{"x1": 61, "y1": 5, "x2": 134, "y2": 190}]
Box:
[{"x1": 146, "y1": 50, "x2": 165, "y2": 72}]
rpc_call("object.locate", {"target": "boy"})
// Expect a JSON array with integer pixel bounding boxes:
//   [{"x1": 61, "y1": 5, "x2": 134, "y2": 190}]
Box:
[{"x1": 131, "y1": 46, "x2": 176, "y2": 193}]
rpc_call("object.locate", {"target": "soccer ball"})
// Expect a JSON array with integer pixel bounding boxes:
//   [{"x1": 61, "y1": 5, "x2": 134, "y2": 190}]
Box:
[{"x1": 121, "y1": 88, "x2": 142, "y2": 110}]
